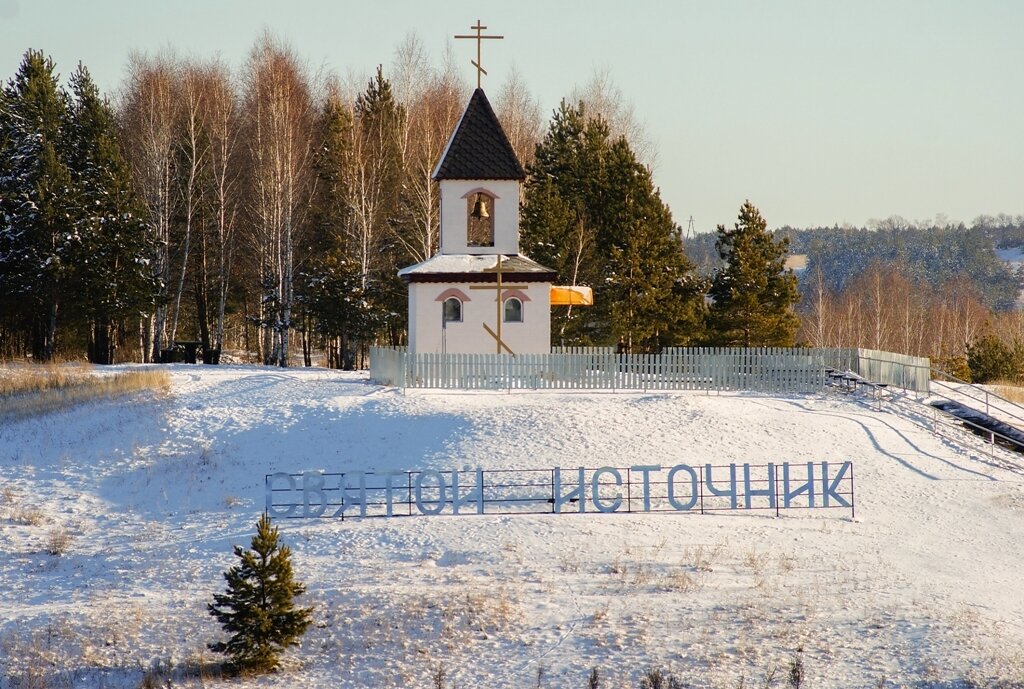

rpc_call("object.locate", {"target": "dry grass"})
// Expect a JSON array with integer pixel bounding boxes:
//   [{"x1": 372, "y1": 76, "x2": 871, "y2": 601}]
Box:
[
  {"x1": 0, "y1": 362, "x2": 91, "y2": 397},
  {"x1": 989, "y1": 380, "x2": 1024, "y2": 405},
  {"x1": 0, "y1": 364, "x2": 170, "y2": 420},
  {"x1": 11, "y1": 505, "x2": 46, "y2": 526},
  {"x1": 46, "y1": 526, "x2": 71, "y2": 556},
  {"x1": 1, "y1": 487, "x2": 47, "y2": 525}
]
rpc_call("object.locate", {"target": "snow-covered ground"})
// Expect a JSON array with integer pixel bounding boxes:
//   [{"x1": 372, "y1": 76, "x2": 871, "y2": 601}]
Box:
[
  {"x1": 996, "y1": 246, "x2": 1024, "y2": 266},
  {"x1": 2, "y1": 365, "x2": 1024, "y2": 688}
]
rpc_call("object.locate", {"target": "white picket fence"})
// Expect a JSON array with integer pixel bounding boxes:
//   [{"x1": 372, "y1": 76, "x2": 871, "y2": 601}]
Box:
[{"x1": 370, "y1": 346, "x2": 931, "y2": 393}]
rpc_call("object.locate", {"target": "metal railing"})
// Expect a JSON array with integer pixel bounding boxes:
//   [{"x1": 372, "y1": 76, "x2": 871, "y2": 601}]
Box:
[{"x1": 930, "y1": 370, "x2": 1024, "y2": 430}]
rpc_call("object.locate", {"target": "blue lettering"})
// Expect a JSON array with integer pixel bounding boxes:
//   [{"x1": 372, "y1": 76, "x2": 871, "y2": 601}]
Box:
[
  {"x1": 553, "y1": 467, "x2": 586, "y2": 513},
  {"x1": 821, "y1": 461, "x2": 851, "y2": 508},
  {"x1": 339, "y1": 472, "x2": 368, "y2": 518},
  {"x1": 743, "y1": 463, "x2": 776, "y2": 509},
  {"x1": 783, "y1": 462, "x2": 815, "y2": 508},
  {"x1": 631, "y1": 465, "x2": 661, "y2": 511},
  {"x1": 414, "y1": 469, "x2": 447, "y2": 515},
  {"x1": 591, "y1": 467, "x2": 622, "y2": 513},
  {"x1": 667, "y1": 464, "x2": 698, "y2": 511},
  {"x1": 266, "y1": 472, "x2": 297, "y2": 518},
  {"x1": 705, "y1": 464, "x2": 738, "y2": 509},
  {"x1": 451, "y1": 469, "x2": 485, "y2": 515},
  {"x1": 302, "y1": 470, "x2": 326, "y2": 518}
]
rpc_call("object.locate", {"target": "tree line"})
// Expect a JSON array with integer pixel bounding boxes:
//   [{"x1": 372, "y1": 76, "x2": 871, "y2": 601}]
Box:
[
  {"x1": 0, "y1": 35, "x2": 536, "y2": 364},
  {"x1": 687, "y1": 217, "x2": 1022, "y2": 311},
  {"x1": 0, "y1": 33, "x2": 817, "y2": 365},
  {"x1": 1, "y1": 35, "x2": 483, "y2": 365}
]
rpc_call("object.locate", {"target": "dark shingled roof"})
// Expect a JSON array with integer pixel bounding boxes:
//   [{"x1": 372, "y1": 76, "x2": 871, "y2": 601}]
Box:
[{"x1": 433, "y1": 88, "x2": 526, "y2": 181}]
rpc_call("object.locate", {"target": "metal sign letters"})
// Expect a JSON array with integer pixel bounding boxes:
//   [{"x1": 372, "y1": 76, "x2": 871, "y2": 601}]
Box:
[{"x1": 265, "y1": 462, "x2": 854, "y2": 520}]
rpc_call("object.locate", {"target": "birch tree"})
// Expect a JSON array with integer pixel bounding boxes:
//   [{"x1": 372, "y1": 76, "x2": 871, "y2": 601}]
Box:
[
  {"x1": 495, "y1": 65, "x2": 543, "y2": 169},
  {"x1": 398, "y1": 65, "x2": 464, "y2": 263},
  {"x1": 168, "y1": 61, "x2": 210, "y2": 347},
  {"x1": 241, "y1": 33, "x2": 317, "y2": 367},
  {"x1": 120, "y1": 52, "x2": 178, "y2": 361},
  {"x1": 570, "y1": 67, "x2": 655, "y2": 168},
  {"x1": 799, "y1": 265, "x2": 833, "y2": 348},
  {"x1": 201, "y1": 60, "x2": 241, "y2": 358}
]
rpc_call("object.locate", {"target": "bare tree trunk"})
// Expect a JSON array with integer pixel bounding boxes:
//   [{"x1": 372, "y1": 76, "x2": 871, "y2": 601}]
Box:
[
  {"x1": 495, "y1": 65, "x2": 543, "y2": 169},
  {"x1": 120, "y1": 53, "x2": 178, "y2": 362},
  {"x1": 206, "y1": 65, "x2": 239, "y2": 356},
  {"x1": 242, "y1": 32, "x2": 316, "y2": 368},
  {"x1": 559, "y1": 219, "x2": 591, "y2": 343},
  {"x1": 169, "y1": 64, "x2": 211, "y2": 345},
  {"x1": 801, "y1": 265, "x2": 830, "y2": 348}
]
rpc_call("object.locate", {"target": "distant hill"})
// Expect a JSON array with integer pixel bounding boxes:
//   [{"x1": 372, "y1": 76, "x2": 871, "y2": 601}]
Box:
[{"x1": 685, "y1": 217, "x2": 1024, "y2": 310}]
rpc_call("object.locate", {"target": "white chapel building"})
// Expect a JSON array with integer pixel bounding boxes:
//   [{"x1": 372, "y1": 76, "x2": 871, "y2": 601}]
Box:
[{"x1": 398, "y1": 88, "x2": 558, "y2": 355}]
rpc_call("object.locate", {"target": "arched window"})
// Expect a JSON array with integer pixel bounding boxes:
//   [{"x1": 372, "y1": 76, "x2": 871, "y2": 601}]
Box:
[
  {"x1": 503, "y1": 297, "x2": 523, "y2": 323},
  {"x1": 443, "y1": 297, "x2": 462, "y2": 323},
  {"x1": 466, "y1": 191, "x2": 495, "y2": 247}
]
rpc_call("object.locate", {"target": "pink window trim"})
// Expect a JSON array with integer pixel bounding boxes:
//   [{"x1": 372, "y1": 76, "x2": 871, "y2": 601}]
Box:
[
  {"x1": 501, "y1": 288, "x2": 530, "y2": 302},
  {"x1": 435, "y1": 287, "x2": 471, "y2": 302}
]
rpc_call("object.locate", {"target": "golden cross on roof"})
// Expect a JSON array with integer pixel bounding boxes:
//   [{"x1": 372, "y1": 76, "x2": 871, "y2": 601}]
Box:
[{"x1": 454, "y1": 20, "x2": 504, "y2": 89}]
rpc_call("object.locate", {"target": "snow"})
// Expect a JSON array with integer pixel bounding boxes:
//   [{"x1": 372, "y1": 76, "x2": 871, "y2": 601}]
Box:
[
  {"x1": 398, "y1": 253, "x2": 552, "y2": 276},
  {"x1": 996, "y1": 246, "x2": 1024, "y2": 264},
  {"x1": 2, "y1": 365, "x2": 1024, "y2": 688},
  {"x1": 399, "y1": 254, "x2": 506, "y2": 275}
]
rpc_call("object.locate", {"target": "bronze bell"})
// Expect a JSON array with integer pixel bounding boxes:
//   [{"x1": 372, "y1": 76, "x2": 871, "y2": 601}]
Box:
[{"x1": 471, "y1": 194, "x2": 490, "y2": 219}]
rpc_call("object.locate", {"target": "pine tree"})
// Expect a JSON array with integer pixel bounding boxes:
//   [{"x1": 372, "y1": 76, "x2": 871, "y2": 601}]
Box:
[
  {"x1": 208, "y1": 513, "x2": 314, "y2": 674},
  {"x1": 296, "y1": 93, "x2": 373, "y2": 368},
  {"x1": 707, "y1": 201, "x2": 800, "y2": 347},
  {"x1": 521, "y1": 102, "x2": 606, "y2": 345},
  {"x1": 966, "y1": 333, "x2": 1021, "y2": 383},
  {"x1": 0, "y1": 50, "x2": 77, "y2": 361},
  {"x1": 66, "y1": 64, "x2": 158, "y2": 363},
  {"x1": 351, "y1": 66, "x2": 407, "y2": 347},
  {"x1": 521, "y1": 101, "x2": 704, "y2": 349},
  {"x1": 601, "y1": 138, "x2": 704, "y2": 351}
]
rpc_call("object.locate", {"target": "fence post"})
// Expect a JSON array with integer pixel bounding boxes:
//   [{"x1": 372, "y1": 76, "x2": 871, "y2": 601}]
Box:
[
  {"x1": 849, "y1": 463, "x2": 856, "y2": 520},
  {"x1": 698, "y1": 468, "x2": 705, "y2": 515},
  {"x1": 774, "y1": 466, "x2": 780, "y2": 518},
  {"x1": 626, "y1": 467, "x2": 632, "y2": 513}
]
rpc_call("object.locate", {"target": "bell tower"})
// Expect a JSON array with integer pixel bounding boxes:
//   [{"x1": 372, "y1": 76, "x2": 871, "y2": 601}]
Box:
[{"x1": 433, "y1": 88, "x2": 525, "y2": 255}]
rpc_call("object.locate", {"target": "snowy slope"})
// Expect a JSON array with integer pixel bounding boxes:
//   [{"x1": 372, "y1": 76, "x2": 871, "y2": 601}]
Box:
[{"x1": 2, "y1": 365, "x2": 1023, "y2": 688}]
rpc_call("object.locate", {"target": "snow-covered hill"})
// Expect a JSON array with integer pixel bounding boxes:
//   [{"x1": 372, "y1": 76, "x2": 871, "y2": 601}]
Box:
[{"x1": 2, "y1": 366, "x2": 1023, "y2": 688}]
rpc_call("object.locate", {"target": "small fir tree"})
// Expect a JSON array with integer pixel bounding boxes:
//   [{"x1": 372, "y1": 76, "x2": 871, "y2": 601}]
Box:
[
  {"x1": 208, "y1": 513, "x2": 313, "y2": 674},
  {"x1": 966, "y1": 333, "x2": 1021, "y2": 383},
  {"x1": 707, "y1": 201, "x2": 800, "y2": 347}
]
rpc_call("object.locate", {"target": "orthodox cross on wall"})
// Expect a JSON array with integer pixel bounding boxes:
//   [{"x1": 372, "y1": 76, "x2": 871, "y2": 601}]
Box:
[
  {"x1": 454, "y1": 20, "x2": 504, "y2": 89},
  {"x1": 469, "y1": 257, "x2": 528, "y2": 355}
]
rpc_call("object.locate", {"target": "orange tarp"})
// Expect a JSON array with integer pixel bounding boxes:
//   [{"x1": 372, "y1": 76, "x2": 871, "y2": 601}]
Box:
[{"x1": 550, "y1": 286, "x2": 594, "y2": 306}]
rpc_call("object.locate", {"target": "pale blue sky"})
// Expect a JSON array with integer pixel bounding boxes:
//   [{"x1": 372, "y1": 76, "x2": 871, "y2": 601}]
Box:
[{"x1": 2, "y1": 0, "x2": 1021, "y2": 231}]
